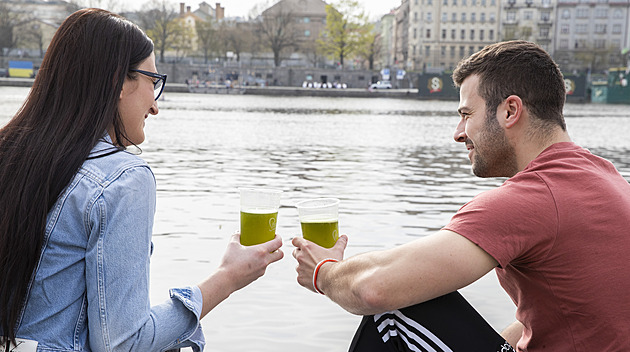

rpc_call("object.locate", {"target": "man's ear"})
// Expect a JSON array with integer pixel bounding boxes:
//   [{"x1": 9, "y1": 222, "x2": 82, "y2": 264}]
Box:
[{"x1": 503, "y1": 95, "x2": 523, "y2": 129}]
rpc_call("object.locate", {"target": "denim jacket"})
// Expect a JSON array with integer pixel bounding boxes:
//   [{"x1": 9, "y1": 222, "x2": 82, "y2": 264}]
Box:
[{"x1": 11, "y1": 137, "x2": 205, "y2": 351}]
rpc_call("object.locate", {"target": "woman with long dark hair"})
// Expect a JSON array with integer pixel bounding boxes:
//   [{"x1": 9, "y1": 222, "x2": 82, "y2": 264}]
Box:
[{"x1": 0, "y1": 8, "x2": 283, "y2": 351}]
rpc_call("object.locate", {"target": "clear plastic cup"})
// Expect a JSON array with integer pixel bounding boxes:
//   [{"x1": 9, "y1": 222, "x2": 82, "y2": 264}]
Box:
[
  {"x1": 239, "y1": 188, "x2": 282, "y2": 246},
  {"x1": 296, "y1": 198, "x2": 339, "y2": 248}
]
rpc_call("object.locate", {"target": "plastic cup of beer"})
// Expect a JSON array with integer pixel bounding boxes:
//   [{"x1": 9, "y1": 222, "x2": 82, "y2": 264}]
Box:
[
  {"x1": 296, "y1": 198, "x2": 339, "y2": 248},
  {"x1": 239, "y1": 188, "x2": 282, "y2": 246}
]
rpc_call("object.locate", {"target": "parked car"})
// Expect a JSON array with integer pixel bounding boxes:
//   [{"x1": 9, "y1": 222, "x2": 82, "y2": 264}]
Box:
[
  {"x1": 369, "y1": 80, "x2": 392, "y2": 89},
  {"x1": 0, "y1": 68, "x2": 8, "y2": 77}
]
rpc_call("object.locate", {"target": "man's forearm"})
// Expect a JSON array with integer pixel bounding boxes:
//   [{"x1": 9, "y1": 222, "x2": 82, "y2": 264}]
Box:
[{"x1": 317, "y1": 252, "x2": 386, "y2": 315}]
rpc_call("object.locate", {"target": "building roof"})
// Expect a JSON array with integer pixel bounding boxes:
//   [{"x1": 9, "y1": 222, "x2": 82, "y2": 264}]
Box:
[{"x1": 262, "y1": 0, "x2": 328, "y2": 17}]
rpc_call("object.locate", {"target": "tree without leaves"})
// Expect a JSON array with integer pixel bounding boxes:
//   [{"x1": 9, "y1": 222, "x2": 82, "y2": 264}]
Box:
[
  {"x1": 0, "y1": 3, "x2": 32, "y2": 56},
  {"x1": 138, "y1": 0, "x2": 180, "y2": 63},
  {"x1": 196, "y1": 18, "x2": 219, "y2": 64},
  {"x1": 257, "y1": 10, "x2": 299, "y2": 67},
  {"x1": 355, "y1": 24, "x2": 381, "y2": 70},
  {"x1": 170, "y1": 19, "x2": 194, "y2": 62},
  {"x1": 18, "y1": 21, "x2": 46, "y2": 58},
  {"x1": 217, "y1": 21, "x2": 253, "y2": 63}
]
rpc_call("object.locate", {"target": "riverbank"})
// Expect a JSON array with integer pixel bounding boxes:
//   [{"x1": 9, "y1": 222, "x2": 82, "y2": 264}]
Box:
[{"x1": 0, "y1": 77, "x2": 420, "y2": 99}]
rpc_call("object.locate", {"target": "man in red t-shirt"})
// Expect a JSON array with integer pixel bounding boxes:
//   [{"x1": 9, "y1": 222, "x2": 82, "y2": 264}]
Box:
[{"x1": 292, "y1": 40, "x2": 630, "y2": 351}]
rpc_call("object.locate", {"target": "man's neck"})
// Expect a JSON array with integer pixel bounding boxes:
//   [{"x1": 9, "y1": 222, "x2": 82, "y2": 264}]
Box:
[{"x1": 516, "y1": 130, "x2": 572, "y2": 172}]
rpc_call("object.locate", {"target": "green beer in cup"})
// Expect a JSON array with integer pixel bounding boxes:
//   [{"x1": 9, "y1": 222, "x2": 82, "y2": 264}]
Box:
[
  {"x1": 296, "y1": 198, "x2": 339, "y2": 248},
  {"x1": 239, "y1": 188, "x2": 282, "y2": 246}
]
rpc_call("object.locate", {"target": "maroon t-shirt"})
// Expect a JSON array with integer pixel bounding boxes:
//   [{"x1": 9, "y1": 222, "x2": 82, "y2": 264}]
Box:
[{"x1": 444, "y1": 142, "x2": 630, "y2": 351}]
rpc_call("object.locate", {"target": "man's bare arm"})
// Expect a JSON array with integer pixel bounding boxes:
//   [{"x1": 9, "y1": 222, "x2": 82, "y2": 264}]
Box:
[{"x1": 295, "y1": 230, "x2": 498, "y2": 315}]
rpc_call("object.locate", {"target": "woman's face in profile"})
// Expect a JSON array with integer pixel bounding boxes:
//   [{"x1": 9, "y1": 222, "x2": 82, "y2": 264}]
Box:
[{"x1": 116, "y1": 52, "x2": 159, "y2": 146}]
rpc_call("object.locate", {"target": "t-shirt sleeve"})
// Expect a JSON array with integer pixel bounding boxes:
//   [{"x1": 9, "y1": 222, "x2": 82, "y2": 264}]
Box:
[{"x1": 443, "y1": 172, "x2": 558, "y2": 269}]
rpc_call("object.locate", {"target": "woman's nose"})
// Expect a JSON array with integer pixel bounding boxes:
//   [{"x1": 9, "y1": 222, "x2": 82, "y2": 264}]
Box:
[{"x1": 149, "y1": 100, "x2": 159, "y2": 115}]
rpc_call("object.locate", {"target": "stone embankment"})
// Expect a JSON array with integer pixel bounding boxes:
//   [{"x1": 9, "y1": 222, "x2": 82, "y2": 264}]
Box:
[{"x1": 0, "y1": 78, "x2": 420, "y2": 99}]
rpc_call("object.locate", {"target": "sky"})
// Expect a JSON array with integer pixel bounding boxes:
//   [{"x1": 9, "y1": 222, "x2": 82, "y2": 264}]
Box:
[{"x1": 116, "y1": 0, "x2": 399, "y2": 20}]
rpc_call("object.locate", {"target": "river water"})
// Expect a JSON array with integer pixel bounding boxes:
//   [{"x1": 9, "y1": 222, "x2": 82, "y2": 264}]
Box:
[{"x1": 1, "y1": 87, "x2": 630, "y2": 351}]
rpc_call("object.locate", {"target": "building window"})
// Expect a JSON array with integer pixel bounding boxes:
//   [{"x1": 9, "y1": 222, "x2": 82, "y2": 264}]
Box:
[
  {"x1": 304, "y1": 30, "x2": 311, "y2": 37},
  {"x1": 594, "y1": 39, "x2": 606, "y2": 48},
  {"x1": 461, "y1": 29, "x2": 465, "y2": 39},
  {"x1": 480, "y1": 29, "x2": 484, "y2": 40},
  {"x1": 442, "y1": 29, "x2": 447, "y2": 39},
  {"x1": 442, "y1": 12, "x2": 448, "y2": 21},
  {"x1": 469, "y1": 46, "x2": 475, "y2": 55},
  {"x1": 413, "y1": 28, "x2": 417, "y2": 39},
  {"x1": 470, "y1": 29, "x2": 475, "y2": 40},
  {"x1": 425, "y1": 46, "x2": 431, "y2": 56},
  {"x1": 612, "y1": 39, "x2": 621, "y2": 49},
  {"x1": 542, "y1": 0, "x2": 550, "y2": 5},
  {"x1": 443, "y1": 0, "x2": 448, "y2": 5},
  {"x1": 480, "y1": 13, "x2": 485, "y2": 22},
  {"x1": 561, "y1": 24, "x2": 570, "y2": 34},
  {"x1": 506, "y1": 11, "x2": 516, "y2": 21},
  {"x1": 452, "y1": 13, "x2": 457, "y2": 21},
  {"x1": 426, "y1": 29, "x2": 431, "y2": 38},
  {"x1": 452, "y1": 0, "x2": 457, "y2": 5},
  {"x1": 541, "y1": 11, "x2": 550, "y2": 21},
  {"x1": 613, "y1": 9, "x2": 623, "y2": 18},
  {"x1": 539, "y1": 27, "x2": 549, "y2": 37},
  {"x1": 613, "y1": 24, "x2": 622, "y2": 34},
  {"x1": 304, "y1": 17, "x2": 310, "y2": 23},
  {"x1": 561, "y1": 9, "x2": 570, "y2": 19},
  {"x1": 576, "y1": 8, "x2": 588, "y2": 18},
  {"x1": 594, "y1": 24, "x2": 606, "y2": 34},
  {"x1": 490, "y1": 13, "x2": 495, "y2": 22},
  {"x1": 472, "y1": 0, "x2": 477, "y2": 5},
  {"x1": 450, "y1": 46, "x2": 455, "y2": 58},
  {"x1": 441, "y1": 46, "x2": 446, "y2": 56},
  {"x1": 427, "y1": 12, "x2": 432, "y2": 21},
  {"x1": 461, "y1": 13, "x2": 466, "y2": 21},
  {"x1": 595, "y1": 9, "x2": 608, "y2": 18},
  {"x1": 481, "y1": 0, "x2": 486, "y2": 6},
  {"x1": 576, "y1": 24, "x2": 587, "y2": 34},
  {"x1": 414, "y1": 12, "x2": 418, "y2": 21},
  {"x1": 489, "y1": 29, "x2": 494, "y2": 40},
  {"x1": 451, "y1": 29, "x2": 456, "y2": 39},
  {"x1": 459, "y1": 46, "x2": 465, "y2": 57},
  {"x1": 471, "y1": 13, "x2": 476, "y2": 22},
  {"x1": 524, "y1": 11, "x2": 533, "y2": 20}
]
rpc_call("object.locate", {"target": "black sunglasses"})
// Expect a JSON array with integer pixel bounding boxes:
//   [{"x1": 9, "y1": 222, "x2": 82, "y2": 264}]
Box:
[{"x1": 130, "y1": 69, "x2": 167, "y2": 101}]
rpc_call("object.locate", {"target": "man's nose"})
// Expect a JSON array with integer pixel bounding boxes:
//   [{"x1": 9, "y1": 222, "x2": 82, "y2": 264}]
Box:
[{"x1": 454, "y1": 119, "x2": 466, "y2": 143}]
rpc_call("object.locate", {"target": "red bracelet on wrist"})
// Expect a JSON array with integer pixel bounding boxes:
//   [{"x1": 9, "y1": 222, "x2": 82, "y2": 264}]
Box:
[{"x1": 312, "y1": 258, "x2": 338, "y2": 295}]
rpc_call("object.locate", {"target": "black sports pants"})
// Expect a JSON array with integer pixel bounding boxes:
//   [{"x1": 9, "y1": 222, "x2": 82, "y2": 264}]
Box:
[{"x1": 349, "y1": 291, "x2": 516, "y2": 352}]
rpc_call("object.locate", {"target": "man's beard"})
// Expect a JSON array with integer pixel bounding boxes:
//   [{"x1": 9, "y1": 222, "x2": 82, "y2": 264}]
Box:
[{"x1": 471, "y1": 112, "x2": 518, "y2": 178}]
